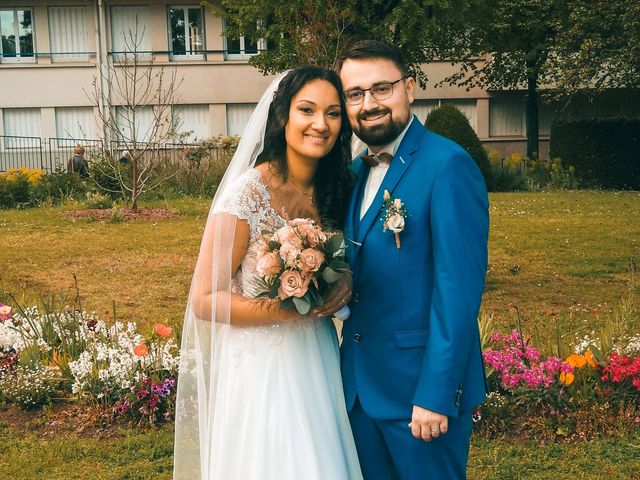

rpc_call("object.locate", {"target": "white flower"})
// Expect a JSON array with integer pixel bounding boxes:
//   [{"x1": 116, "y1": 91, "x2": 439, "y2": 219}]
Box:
[{"x1": 386, "y1": 214, "x2": 405, "y2": 233}]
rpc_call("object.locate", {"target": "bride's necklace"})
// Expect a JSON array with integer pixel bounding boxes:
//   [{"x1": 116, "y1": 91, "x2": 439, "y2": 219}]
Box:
[{"x1": 288, "y1": 178, "x2": 315, "y2": 207}]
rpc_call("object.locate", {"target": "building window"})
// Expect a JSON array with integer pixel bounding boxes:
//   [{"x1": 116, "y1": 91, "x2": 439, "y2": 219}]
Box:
[
  {"x1": 226, "y1": 103, "x2": 256, "y2": 135},
  {"x1": 168, "y1": 6, "x2": 204, "y2": 60},
  {"x1": 0, "y1": 8, "x2": 35, "y2": 63},
  {"x1": 55, "y1": 107, "x2": 96, "y2": 140},
  {"x1": 173, "y1": 105, "x2": 209, "y2": 142},
  {"x1": 223, "y1": 19, "x2": 265, "y2": 60},
  {"x1": 413, "y1": 99, "x2": 478, "y2": 133},
  {"x1": 48, "y1": 7, "x2": 89, "y2": 62},
  {"x1": 110, "y1": 6, "x2": 150, "y2": 61},
  {"x1": 2, "y1": 108, "x2": 41, "y2": 148},
  {"x1": 115, "y1": 106, "x2": 154, "y2": 143},
  {"x1": 412, "y1": 100, "x2": 440, "y2": 124},
  {"x1": 489, "y1": 97, "x2": 525, "y2": 137}
]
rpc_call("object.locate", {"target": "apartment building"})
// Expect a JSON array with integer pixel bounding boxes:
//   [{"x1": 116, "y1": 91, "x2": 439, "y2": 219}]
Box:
[{"x1": 1, "y1": 1, "x2": 637, "y2": 171}]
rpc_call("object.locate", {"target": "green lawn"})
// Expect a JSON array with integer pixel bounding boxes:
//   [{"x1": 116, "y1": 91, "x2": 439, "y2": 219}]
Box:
[
  {"x1": 1, "y1": 190, "x2": 639, "y2": 477},
  {"x1": 2, "y1": 424, "x2": 638, "y2": 479}
]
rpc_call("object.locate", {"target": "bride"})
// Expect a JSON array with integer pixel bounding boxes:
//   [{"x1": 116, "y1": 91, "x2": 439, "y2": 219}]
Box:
[{"x1": 173, "y1": 66, "x2": 363, "y2": 479}]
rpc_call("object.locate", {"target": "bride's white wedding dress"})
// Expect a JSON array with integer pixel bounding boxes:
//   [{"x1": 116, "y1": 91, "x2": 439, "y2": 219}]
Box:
[{"x1": 206, "y1": 169, "x2": 363, "y2": 479}]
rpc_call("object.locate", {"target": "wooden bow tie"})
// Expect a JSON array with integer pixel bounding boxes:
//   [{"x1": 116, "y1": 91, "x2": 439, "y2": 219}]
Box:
[{"x1": 360, "y1": 152, "x2": 393, "y2": 167}]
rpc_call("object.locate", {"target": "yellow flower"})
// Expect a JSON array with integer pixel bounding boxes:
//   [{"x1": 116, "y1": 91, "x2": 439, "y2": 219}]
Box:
[
  {"x1": 565, "y1": 354, "x2": 587, "y2": 368},
  {"x1": 4, "y1": 167, "x2": 44, "y2": 186},
  {"x1": 584, "y1": 350, "x2": 597, "y2": 368},
  {"x1": 559, "y1": 371, "x2": 575, "y2": 385}
]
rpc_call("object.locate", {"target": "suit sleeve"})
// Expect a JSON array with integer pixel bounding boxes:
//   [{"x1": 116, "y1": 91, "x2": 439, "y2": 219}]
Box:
[{"x1": 412, "y1": 152, "x2": 489, "y2": 417}]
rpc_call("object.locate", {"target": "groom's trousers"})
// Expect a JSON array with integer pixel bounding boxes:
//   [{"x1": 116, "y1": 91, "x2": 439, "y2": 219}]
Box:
[{"x1": 349, "y1": 398, "x2": 473, "y2": 480}]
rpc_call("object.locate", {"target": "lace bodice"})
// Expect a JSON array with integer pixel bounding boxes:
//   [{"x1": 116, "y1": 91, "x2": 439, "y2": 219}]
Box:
[{"x1": 213, "y1": 169, "x2": 285, "y2": 297}]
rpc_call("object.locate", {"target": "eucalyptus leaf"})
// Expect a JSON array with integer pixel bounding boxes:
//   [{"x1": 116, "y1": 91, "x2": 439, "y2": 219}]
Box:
[
  {"x1": 293, "y1": 296, "x2": 311, "y2": 315},
  {"x1": 329, "y1": 260, "x2": 350, "y2": 272},
  {"x1": 324, "y1": 232, "x2": 345, "y2": 255},
  {"x1": 322, "y1": 267, "x2": 342, "y2": 283}
]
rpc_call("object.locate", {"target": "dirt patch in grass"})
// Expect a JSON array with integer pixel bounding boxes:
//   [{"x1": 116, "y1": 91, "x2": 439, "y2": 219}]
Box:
[
  {"x1": 62, "y1": 207, "x2": 178, "y2": 222},
  {"x1": 0, "y1": 403, "x2": 127, "y2": 439}
]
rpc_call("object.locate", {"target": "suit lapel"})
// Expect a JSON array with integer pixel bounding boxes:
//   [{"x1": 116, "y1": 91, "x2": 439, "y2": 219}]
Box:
[
  {"x1": 345, "y1": 157, "x2": 369, "y2": 270},
  {"x1": 355, "y1": 119, "x2": 423, "y2": 246}
]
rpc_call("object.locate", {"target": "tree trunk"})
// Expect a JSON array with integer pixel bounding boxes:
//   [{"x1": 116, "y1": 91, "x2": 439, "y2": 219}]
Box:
[
  {"x1": 525, "y1": 66, "x2": 539, "y2": 159},
  {"x1": 131, "y1": 155, "x2": 138, "y2": 212}
]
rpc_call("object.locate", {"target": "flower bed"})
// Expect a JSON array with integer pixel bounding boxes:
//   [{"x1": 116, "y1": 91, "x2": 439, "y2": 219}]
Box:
[{"x1": 0, "y1": 299, "x2": 179, "y2": 425}]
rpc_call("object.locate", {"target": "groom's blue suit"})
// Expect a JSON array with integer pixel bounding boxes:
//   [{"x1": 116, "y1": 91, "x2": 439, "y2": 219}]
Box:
[{"x1": 342, "y1": 116, "x2": 489, "y2": 479}]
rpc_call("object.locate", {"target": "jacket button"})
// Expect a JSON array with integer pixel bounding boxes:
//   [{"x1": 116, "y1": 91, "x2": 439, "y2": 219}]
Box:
[
  {"x1": 353, "y1": 293, "x2": 360, "y2": 303},
  {"x1": 354, "y1": 333, "x2": 361, "y2": 342}
]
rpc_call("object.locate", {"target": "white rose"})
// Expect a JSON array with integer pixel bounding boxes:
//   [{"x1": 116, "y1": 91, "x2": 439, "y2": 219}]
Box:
[{"x1": 386, "y1": 214, "x2": 405, "y2": 233}]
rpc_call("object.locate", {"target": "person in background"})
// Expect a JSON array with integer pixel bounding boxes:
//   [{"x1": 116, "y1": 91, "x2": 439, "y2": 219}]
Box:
[{"x1": 67, "y1": 145, "x2": 90, "y2": 179}]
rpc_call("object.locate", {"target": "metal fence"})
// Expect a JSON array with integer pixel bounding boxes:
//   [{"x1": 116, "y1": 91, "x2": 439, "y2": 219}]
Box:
[
  {"x1": 1, "y1": 135, "x2": 231, "y2": 173},
  {"x1": 47, "y1": 138, "x2": 104, "y2": 171},
  {"x1": 0, "y1": 135, "x2": 46, "y2": 171}
]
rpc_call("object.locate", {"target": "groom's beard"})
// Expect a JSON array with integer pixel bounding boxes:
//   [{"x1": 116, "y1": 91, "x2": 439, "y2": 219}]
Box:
[{"x1": 353, "y1": 107, "x2": 411, "y2": 148}]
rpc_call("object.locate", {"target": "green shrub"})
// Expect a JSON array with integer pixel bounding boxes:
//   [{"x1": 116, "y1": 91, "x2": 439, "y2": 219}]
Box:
[
  {"x1": 90, "y1": 154, "x2": 126, "y2": 200},
  {"x1": 0, "y1": 176, "x2": 14, "y2": 208},
  {"x1": 31, "y1": 169, "x2": 88, "y2": 206},
  {"x1": 490, "y1": 164, "x2": 528, "y2": 192},
  {"x1": 425, "y1": 105, "x2": 494, "y2": 190},
  {"x1": 550, "y1": 117, "x2": 640, "y2": 189}
]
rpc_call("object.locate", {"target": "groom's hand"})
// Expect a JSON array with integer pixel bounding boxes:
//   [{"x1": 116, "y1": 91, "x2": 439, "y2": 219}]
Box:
[
  {"x1": 313, "y1": 272, "x2": 352, "y2": 317},
  {"x1": 409, "y1": 405, "x2": 448, "y2": 442}
]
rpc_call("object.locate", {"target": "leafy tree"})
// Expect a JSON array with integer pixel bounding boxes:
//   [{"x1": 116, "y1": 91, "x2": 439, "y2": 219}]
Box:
[
  {"x1": 432, "y1": 0, "x2": 571, "y2": 159},
  {"x1": 212, "y1": 0, "x2": 466, "y2": 88},
  {"x1": 552, "y1": 0, "x2": 640, "y2": 95}
]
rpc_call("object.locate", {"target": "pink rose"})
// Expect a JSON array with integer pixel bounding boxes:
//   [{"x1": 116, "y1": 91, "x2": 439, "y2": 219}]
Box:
[
  {"x1": 256, "y1": 251, "x2": 282, "y2": 278},
  {"x1": 279, "y1": 242, "x2": 301, "y2": 266},
  {"x1": 298, "y1": 248, "x2": 325, "y2": 273},
  {"x1": 297, "y1": 222, "x2": 327, "y2": 247},
  {"x1": 278, "y1": 270, "x2": 311, "y2": 299},
  {"x1": 274, "y1": 225, "x2": 302, "y2": 248},
  {"x1": 254, "y1": 235, "x2": 271, "y2": 256}
]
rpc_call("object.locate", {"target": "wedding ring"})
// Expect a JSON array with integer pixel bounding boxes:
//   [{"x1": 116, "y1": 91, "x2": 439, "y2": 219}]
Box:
[{"x1": 430, "y1": 428, "x2": 440, "y2": 433}]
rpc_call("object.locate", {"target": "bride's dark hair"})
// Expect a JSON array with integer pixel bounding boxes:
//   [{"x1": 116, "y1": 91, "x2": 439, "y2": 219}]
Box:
[{"x1": 255, "y1": 65, "x2": 354, "y2": 229}]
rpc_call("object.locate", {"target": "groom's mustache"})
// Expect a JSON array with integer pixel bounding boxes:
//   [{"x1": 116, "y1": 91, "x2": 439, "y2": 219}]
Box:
[{"x1": 358, "y1": 108, "x2": 391, "y2": 122}]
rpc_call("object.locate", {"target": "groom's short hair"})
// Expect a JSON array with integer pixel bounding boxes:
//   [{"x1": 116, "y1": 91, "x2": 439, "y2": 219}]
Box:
[{"x1": 335, "y1": 40, "x2": 407, "y2": 76}]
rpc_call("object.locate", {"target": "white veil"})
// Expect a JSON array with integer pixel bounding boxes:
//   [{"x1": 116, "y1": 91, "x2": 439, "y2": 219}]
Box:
[{"x1": 173, "y1": 71, "x2": 288, "y2": 480}]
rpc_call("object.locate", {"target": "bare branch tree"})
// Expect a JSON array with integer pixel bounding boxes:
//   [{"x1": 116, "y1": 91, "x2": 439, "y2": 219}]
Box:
[{"x1": 88, "y1": 19, "x2": 184, "y2": 211}]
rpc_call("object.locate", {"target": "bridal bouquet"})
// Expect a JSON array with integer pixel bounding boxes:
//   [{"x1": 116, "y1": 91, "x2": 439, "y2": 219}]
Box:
[{"x1": 255, "y1": 218, "x2": 351, "y2": 318}]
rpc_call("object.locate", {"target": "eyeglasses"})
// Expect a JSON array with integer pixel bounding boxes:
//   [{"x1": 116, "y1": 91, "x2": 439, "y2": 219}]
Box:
[{"x1": 343, "y1": 76, "x2": 409, "y2": 106}]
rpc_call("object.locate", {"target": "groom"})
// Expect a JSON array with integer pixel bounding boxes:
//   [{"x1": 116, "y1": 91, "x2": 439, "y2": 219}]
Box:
[{"x1": 336, "y1": 40, "x2": 489, "y2": 479}]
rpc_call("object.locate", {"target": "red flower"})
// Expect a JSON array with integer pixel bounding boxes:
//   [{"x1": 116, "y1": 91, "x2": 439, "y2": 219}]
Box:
[{"x1": 154, "y1": 323, "x2": 173, "y2": 337}]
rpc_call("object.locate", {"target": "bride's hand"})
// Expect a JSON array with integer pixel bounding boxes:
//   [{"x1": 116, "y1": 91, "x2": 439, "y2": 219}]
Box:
[{"x1": 312, "y1": 272, "x2": 352, "y2": 318}]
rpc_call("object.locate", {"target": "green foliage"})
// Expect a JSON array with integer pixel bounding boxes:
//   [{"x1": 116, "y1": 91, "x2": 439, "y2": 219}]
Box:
[
  {"x1": 83, "y1": 191, "x2": 114, "y2": 210},
  {"x1": 490, "y1": 164, "x2": 528, "y2": 192},
  {"x1": 155, "y1": 136, "x2": 237, "y2": 197},
  {"x1": 424, "y1": 104, "x2": 494, "y2": 189},
  {"x1": 0, "y1": 173, "x2": 32, "y2": 208},
  {"x1": 550, "y1": 117, "x2": 640, "y2": 189},
  {"x1": 215, "y1": 0, "x2": 454, "y2": 87},
  {"x1": 553, "y1": 0, "x2": 640, "y2": 94},
  {"x1": 90, "y1": 154, "x2": 126, "y2": 200},
  {"x1": 30, "y1": 170, "x2": 88, "y2": 206}
]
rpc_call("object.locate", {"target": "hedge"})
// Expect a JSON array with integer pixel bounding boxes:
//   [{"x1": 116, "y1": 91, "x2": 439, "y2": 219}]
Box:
[{"x1": 549, "y1": 117, "x2": 640, "y2": 189}]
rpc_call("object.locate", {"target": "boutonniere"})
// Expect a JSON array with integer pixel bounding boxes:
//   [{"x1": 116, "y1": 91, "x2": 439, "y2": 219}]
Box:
[{"x1": 381, "y1": 189, "x2": 408, "y2": 249}]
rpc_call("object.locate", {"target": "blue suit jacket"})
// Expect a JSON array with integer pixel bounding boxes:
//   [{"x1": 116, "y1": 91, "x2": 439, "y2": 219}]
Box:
[{"x1": 341, "y1": 116, "x2": 489, "y2": 420}]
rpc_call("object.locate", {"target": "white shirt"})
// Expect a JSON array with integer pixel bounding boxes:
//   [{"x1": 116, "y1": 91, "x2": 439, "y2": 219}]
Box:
[{"x1": 359, "y1": 117, "x2": 414, "y2": 219}]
